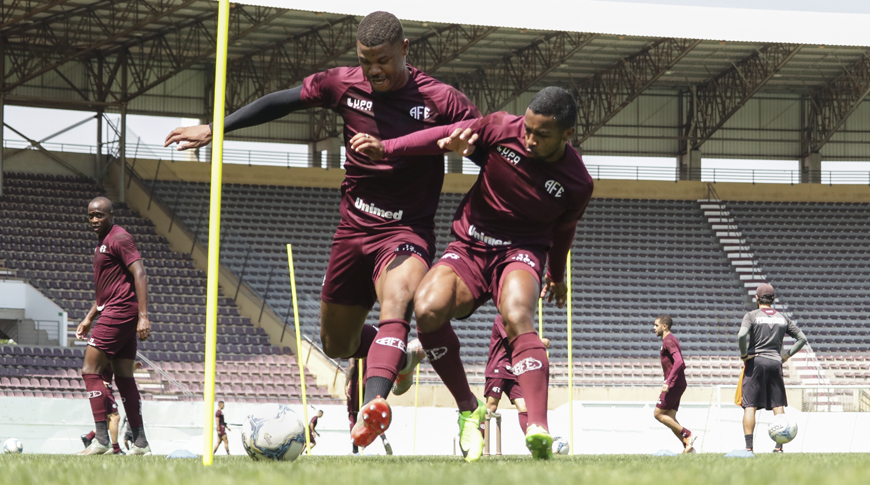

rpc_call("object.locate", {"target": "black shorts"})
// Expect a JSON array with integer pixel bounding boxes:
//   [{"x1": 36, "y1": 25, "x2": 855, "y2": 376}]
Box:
[{"x1": 741, "y1": 357, "x2": 787, "y2": 410}]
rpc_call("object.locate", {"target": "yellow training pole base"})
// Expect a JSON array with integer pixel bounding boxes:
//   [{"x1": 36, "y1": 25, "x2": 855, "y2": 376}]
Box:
[{"x1": 287, "y1": 244, "x2": 311, "y2": 455}]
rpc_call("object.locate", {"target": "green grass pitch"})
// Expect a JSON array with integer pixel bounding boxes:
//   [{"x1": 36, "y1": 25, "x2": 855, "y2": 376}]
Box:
[{"x1": 2, "y1": 454, "x2": 869, "y2": 485}]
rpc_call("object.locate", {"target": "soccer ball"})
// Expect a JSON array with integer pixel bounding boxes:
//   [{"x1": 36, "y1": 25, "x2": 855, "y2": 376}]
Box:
[
  {"x1": 240, "y1": 404, "x2": 305, "y2": 461},
  {"x1": 552, "y1": 436, "x2": 570, "y2": 455},
  {"x1": 3, "y1": 438, "x2": 23, "y2": 454},
  {"x1": 768, "y1": 413, "x2": 798, "y2": 444}
]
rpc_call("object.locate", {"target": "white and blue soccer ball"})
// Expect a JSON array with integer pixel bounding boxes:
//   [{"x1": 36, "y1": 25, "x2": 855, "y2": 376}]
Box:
[
  {"x1": 768, "y1": 413, "x2": 798, "y2": 444},
  {"x1": 552, "y1": 436, "x2": 570, "y2": 455},
  {"x1": 3, "y1": 438, "x2": 23, "y2": 454},
  {"x1": 241, "y1": 404, "x2": 305, "y2": 461}
]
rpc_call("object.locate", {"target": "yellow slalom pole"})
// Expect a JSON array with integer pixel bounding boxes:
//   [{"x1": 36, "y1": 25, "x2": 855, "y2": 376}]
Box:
[
  {"x1": 413, "y1": 363, "x2": 421, "y2": 455},
  {"x1": 358, "y1": 357, "x2": 364, "y2": 455},
  {"x1": 202, "y1": 0, "x2": 230, "y2": 467},
  {"x1": 566, "y1": 250, "x2": 574, "y2": 455},
  {"x1": 286, "y1": 244, "x2": 311, "y2": 455}
]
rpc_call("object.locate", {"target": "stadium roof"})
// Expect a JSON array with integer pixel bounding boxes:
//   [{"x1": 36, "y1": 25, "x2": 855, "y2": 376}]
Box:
[
  {"x1": 240, "y1": 0, "x2": 870, "y2": 47},
  {"x1": 2, "y1": 1, "x2": 869, "y2": 159}
]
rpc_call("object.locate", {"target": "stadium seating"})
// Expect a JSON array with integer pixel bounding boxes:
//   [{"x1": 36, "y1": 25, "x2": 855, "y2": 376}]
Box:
[
  {"x1": 0, "y1": 172, "x2": 339, "y2": 404},
  {"x1": 152, "y1": 180, "x2": 759, "y2": 386},
  {"x1": 728, "y1": 201, "x2": 870, "y2": 355}
]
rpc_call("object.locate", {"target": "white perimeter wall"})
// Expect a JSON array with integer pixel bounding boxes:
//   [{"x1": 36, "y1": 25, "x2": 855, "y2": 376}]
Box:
[
  {"x1": 2, "y1": 397, "x2": 869, "y2": 456},
  {"x1": 0, "y1": 280, "x2": 68, "y2": 346}
]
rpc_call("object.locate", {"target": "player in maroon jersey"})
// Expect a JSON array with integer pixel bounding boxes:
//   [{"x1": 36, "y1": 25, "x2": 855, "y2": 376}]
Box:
[
  {"x1": 75, "y1": 196, "x2": 151, "y2": 455},
  {"x1": 164, "y1": 12, "x2": 479, "y2": 449},
  {"x1": 352, "y1": 87, "x2": 594, "y2": 461},
  {"x1": 307, "y1": 410, "x2": 324, "y2": 452},
  {"x1": 653, "y1": 315, "x2": 696, "y2": 453},
  {"x1": 483, "y1": 315, "x2": 550, "y2": 435},
  {"x1": 214, "y1": 400, "x2": 231, "y2": 455}
]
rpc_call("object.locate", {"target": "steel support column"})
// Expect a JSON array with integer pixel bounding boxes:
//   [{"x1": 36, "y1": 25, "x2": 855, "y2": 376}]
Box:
[{"x1": 119, "y1": 104, "x2": 126, "y2": 203}]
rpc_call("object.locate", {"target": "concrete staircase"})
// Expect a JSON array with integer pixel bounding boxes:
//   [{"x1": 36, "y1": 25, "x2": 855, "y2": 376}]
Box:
[
  {"x1": 789, "y1": 345, "x2": 843, "y2": 412},
  {"x1": 699, "y1": 198, "x2": 769, "y2": 299}
]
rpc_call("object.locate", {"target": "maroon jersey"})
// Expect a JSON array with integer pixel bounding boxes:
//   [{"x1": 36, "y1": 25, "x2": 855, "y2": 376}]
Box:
[
  {"x1": 301, "y1": 65, "x2": 480, "y2": 233},
  {"x1": 309, "y1": 416, "x2": 319, "y2": 430},
  {"x1": 383, "y1": 112, "x2": 594, "y2": 281},
  {"x1": 660, "y1": 334, "x2": 687, "y2": 387},
  {"x1": 485, "y1": 317, "x2": 516, "y2": 380},
  {"x1": 93, "y1": 224, "x2": 141, "y2": 319}
]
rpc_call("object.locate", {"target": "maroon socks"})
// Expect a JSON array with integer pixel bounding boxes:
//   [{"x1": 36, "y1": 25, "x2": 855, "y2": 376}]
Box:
[
  {"x1": 418, "y1": 322, "x2": 477, "y2": 412},
  {"x1": 365, "y1": 319, "x2": 410, "y2": 382},
  {"x1": 83, "y1": 373, "x2": 108, "y2": 422},
  {"x1": 511, "y1": 332, "x2": 550, "y2": 431},
  {"x1": 681, "y1": 428, "x2": 691, "y2": 439}
]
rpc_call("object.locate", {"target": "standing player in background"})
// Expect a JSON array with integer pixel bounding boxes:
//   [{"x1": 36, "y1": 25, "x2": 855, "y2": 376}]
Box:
[
  {"x1": 75, "y1": 196, "x2": 151, "y2": 455},
  {"x1": 483, "y1": 315, "x2": 550, "y2": 434},
  {"x1": 164, "y1": 11, "x2": 479, "y2": 449},
  {"x1": 652, "y1": 315, "x2": 695, "y2": 453},
  {"x1": 352, "y1": 86, "x2": 594, "y2": 461},
  {"x1": 739, "y1": 284, "x2": 808, "y2": 453},
  {"x1": 214, "y1": 401, "x2": 230, "y2": 455},
  {"x1": 345, "y1": 357, "x2": 393, "y2": 455},
  {"x1": 79, "y1": 365, "x2": 124, "y2": 455},
  {"x1": 307, "y1": 410, "x2": 324, "y2": 452}
]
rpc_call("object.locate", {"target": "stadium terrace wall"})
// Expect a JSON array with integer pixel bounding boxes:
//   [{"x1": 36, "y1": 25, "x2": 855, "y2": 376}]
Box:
[{"x1": 125, "y1": 157, "x2": 870, "y2": 203}]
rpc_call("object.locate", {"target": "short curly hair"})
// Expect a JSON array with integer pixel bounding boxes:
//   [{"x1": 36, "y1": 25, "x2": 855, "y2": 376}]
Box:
[
  {"x1": 357, "y1": 11, "x2": 404, "y2": 47},
  {"x1": 528, "y1": 87, "x2": 577, "y2": 131}
]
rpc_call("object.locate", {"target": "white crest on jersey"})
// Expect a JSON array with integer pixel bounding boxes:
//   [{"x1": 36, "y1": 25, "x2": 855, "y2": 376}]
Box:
[
  {"x1": 545, "y1": 180, "x2": 564, "y2": 198},
  {"x1": 409, "y1": 106, "x2": 431, "y2": 120}
]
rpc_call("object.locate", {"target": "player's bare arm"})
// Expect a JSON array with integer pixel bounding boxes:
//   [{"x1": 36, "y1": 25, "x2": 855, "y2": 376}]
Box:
[
  {"x1": 164, "y1": 124, "x2": 212, "y2": 151},
  {"x1": 349, "y1": 133, "x2": 386, "y2": 160},
  {"x1": 540, "y1": 337, "x2": 551, "y2": 349},
  {"x1": 128, "y1": 260, "x2": 150, "y2": 341},
  {"x1": 75, "y1": 302, "x2": 99, "y2": 340},
  {"x1": 540, "y1": 275, "x2": 568, "y2": 308},
  {"x1": 437, "y1": 127, "x2": 478, "y2": 157}
]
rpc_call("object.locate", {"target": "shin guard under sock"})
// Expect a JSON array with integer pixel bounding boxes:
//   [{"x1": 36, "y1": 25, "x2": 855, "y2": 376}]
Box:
[
  {"x1": 365, "y1": 319, "x2": 410, "y2": 383},
  {"x1": 83, "y1": 373, "x2": 108, "y2": 423},
  {"x1": 510, "y1": 332, "x2": 550, "y2": 430}
]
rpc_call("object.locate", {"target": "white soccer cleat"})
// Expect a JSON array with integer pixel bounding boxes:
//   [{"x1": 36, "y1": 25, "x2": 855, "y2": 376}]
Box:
[
  {"x1": 392, "y1": 339, "x2": 425, "y2": 396},
  {"x1": 683, "y1": 434, "x2": 698, "y2": 453},
  {"x1": 127, "y1": 443, "x2": 152, "y2": 456},
  {"x1": 75, "y1": 440, "x2": 110, "y2": 455}
]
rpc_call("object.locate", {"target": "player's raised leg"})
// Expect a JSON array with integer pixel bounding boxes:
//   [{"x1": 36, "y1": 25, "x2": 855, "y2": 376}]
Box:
[
  {"x1": 350, "y1": 252, "x2": 428, "y2": 447},
  {"x1": 415, "y1": 265, "x2": 486, "y2": 462},
  {"x1": 498, "y1": 267, "x2": 553, "y2": 459}
]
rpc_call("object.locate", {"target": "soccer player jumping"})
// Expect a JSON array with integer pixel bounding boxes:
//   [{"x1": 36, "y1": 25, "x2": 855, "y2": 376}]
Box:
[
  {"x1": 164, "y1": 11, "x2": 479, "y2": 449},
  {"x1": 76, "y1": 196, "x2": 151, "y2": 455},
  {"x1": 739, "y1": 283, "x2": 807, "y2": 453},
  {"x1": 352, "y1": 87, "x2": 594, "y2": 461},
  {"x1": 652, "y1": 315, "x2": 695, "y2": 453}
]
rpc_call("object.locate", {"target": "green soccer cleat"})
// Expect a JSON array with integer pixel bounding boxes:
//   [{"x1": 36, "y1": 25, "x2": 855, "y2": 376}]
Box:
[
  {"x1": 457, "y1": 398, "x2": 486, "y2": 463},
  {"x1": 525, "y1": 424, "x2": 553, "y2": 460}
]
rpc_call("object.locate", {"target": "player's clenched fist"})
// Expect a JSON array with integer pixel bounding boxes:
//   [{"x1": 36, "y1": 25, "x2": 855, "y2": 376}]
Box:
[{"x1": 164, "y1": 124, "x2": 213, "y2": 151}]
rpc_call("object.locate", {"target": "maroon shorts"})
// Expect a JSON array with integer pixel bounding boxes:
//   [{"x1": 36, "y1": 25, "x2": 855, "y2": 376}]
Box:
[
  {"x1": 434, "y1": 241, "x2": 546, "y2": 315},
  {"x1": 88, "y1": 315, "x2": 139, "y2": 360},
  {"x1": 321, "y1": 223, "x2": 435, "y2": 308},
  {"x1": 484, "y1": 377, "x2": 523, "y2": 403},
  {"x1": 218, "y1": 427, "x2": 226, "y2": 438},
  {"x1": 656, "y1": 381, "x2": 687, "y2": 411}
]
